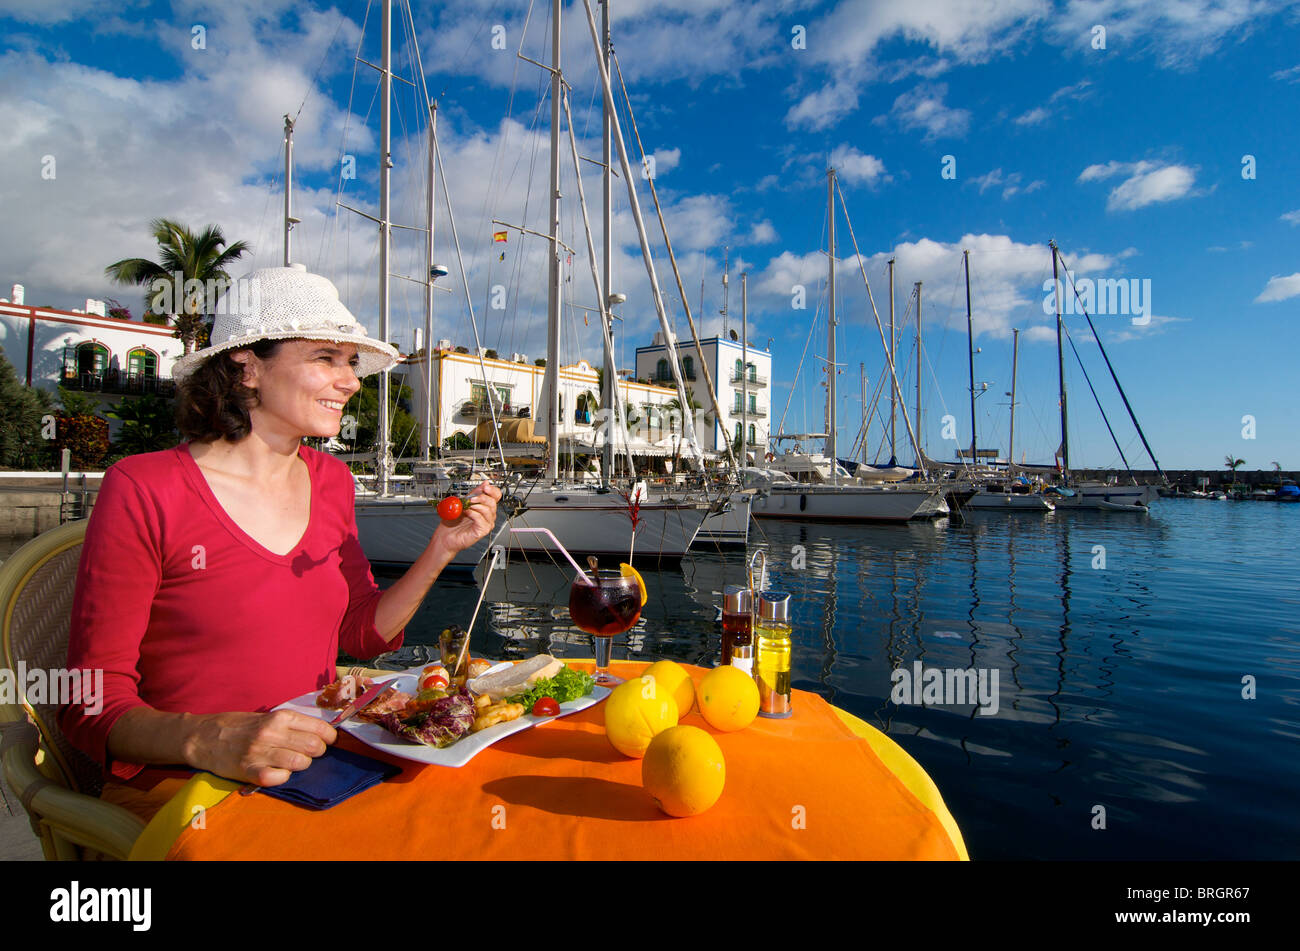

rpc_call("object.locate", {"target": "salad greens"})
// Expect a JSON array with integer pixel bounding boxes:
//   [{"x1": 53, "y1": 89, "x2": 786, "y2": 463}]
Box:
[{"x1": 507, "y1": 666, "x2": 595, "y2": 709}]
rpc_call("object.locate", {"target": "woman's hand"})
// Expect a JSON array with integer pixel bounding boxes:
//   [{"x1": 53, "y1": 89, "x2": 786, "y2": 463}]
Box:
[
  {"x1": 432, "y1": 481, "x2": 501, "y2": 555},
  {"x1": 182, "y1": 709, "x2": 338, "y2": 787}
]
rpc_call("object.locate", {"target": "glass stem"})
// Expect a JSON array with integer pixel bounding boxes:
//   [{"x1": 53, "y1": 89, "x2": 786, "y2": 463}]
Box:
[{"x1": 593, "y1": 634, "x2": 613, "y2": 675}]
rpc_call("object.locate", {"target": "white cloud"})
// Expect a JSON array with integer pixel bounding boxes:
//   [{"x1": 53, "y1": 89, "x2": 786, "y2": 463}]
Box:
[
  {"x1": 969, "y1": 168, "x2": 1044, "y2": 199},
  {"x1": 1282, "y1": 210, "x2": 1300, "y2": 225},
  {"x1": 1107, "y1": 164, "x2": 1196, "y2": 211},
  {"x1": 785, "y1": 80, "x2": 861, "y2": 132},
  {"x1": 747, "y1": 220, "x2": 778, "y2": 245},
  {"x1": 1273, "y1": 65, "x2": 1300, "y2": 83},
  {"x1": 650, "y1": 148, "x2": 681, "y2": 175},
  {"x1": 829, "y1": 145, "x2": 887, "y2": 186},
  {"x1": 1014, "y1": 106, "x2": 1050, "y2": 125},
  {"x1": 1078, "y1": 160, "x2": 1197, "y2": 211},
  {"x1": 888, "y1": 83, "x2": 970, "y2": 140},
  {"x1": 1255, "y1": 273, "x2": 1300, "y2": 303},
  {"x1": 1047, "y1": 0, "x2": 1294, "y2": 69}
]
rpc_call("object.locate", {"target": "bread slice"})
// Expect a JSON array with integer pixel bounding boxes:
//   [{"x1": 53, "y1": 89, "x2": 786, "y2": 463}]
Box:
[{"x1": 469, "y1": 654, "x2": 565, "y2": 700}]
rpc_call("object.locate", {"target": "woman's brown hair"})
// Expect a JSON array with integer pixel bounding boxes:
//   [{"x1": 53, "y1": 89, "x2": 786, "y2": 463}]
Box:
[{"x1": 175, "y1": 339, "x2": 285, "y2": 443}]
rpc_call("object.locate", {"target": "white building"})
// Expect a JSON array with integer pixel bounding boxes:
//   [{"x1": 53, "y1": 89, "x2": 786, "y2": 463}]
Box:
[
  {"x1": 634, "y1": 332, "x2": 771, "y2": 461},
  {"x1": 0, "y1": 284, "x2": 184, "y2": 397},
  {"x1": 397, "y1": 342, "x2": 689, "y2": 461}
]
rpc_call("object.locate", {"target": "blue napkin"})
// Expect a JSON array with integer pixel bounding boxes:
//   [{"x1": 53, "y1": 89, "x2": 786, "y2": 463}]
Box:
[{"x1": 256, "y1": 745, "x2": 402, "y2": 810}]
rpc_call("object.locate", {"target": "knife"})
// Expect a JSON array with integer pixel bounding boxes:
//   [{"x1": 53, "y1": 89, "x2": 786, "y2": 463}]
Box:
[
  {"x1": 239, "y1": 679, "x2": 401, "y2": 797},
  {"x1": 330, "y1": 678, "x2": 400, "y2": 726}
]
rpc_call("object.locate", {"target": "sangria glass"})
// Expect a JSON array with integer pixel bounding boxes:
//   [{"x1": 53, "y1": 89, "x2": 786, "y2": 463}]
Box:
[{"x1": 568, "y1": 569, "x2": 642, "y2": 687}]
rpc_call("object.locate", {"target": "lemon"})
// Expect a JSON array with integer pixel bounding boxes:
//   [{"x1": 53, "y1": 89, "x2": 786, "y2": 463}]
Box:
[
  {"x1": 620, "y1": 562, "x2": 648, "y2": 606},
  {"x1": 642, "y1": 725, "x2": 726, "y2": 817},
  {"x1": 643, "y1": 659, "x2": 696, "y2": 717},
  {"x1": 604, "y1": 675, "x2": 679, "y2": 758},
  {"x1": 697, "y1": 665, "x2": 760, "y2": 732}
]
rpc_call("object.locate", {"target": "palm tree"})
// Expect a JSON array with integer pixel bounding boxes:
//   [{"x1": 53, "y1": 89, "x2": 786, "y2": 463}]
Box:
[
  {"x1": 105, "y1": 219, "x2": 251, "y2": 354},
  {"x1": 1224, "y1": 455, "x2": 1245, "y2": 475}
]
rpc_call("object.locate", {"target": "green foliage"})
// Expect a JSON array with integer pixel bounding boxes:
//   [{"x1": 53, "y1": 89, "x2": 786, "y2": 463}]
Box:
[
  {"x1": 53, "y1": 415, "x2": 110, "y2": 470},
  {"x1": 534, "y1": 357, "x2": 546, "y2": 367},
  {"x1": 106, "y1": 393, "x2": 179, "y2": 456},
  {"x1": 0, "y1": 347, "x2": 55, "y2": 469},
  {"x1": 344, "y1": 375, "x2": 418, "y2": 456},
  {"x1": 484, "y1": 348, "x2": 499, "y2": 360},
  {"x1": 443, "y1": 431, "x2": 473, "y2": 451},
  {"x1": 104, "y1": 218, "x2": 251, "y2": 353},
  {"x1": 58, "y1": 386, "x2": 100, "y2": 417}
]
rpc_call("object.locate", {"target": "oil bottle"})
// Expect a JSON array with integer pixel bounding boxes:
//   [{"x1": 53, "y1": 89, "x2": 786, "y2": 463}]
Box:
[
  {"x1": 754, "y1": 590, "x2": 792, "y2": 718},
  {"x1": 721, "y1": 585, "x2": 754, "y2": 675}
]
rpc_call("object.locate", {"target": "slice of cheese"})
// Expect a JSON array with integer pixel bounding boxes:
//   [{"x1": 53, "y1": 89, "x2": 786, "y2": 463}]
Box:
[{"x1": 469, "y1": 654, "x2": 565, "y2": 700}]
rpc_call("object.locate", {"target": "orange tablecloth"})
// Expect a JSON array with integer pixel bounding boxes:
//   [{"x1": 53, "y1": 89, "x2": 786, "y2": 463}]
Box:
[{"x1": 164, "y1": 661, "x2": 960, "y2": 860}]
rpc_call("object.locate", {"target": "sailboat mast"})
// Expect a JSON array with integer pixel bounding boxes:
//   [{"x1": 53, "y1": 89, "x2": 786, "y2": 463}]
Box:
[
  {"x1": 600, "y1": 0, "x2": 613, "y2": 484},
  {"x1": 283, "y1": 115, "x2": 295, "y2": 266},
  {"x1": 1051, "y1": 240, "x2": 1070, "y2": 474},
  {"x1": 377, "y1": 0, "x2": 392, "y2": 496},
  {"x1": 915, "y1": 281, "x2": 923, "y2": 467},
  {"x1": 860, "y1": 362, "x2": 867, "y2": 465},
  {"x1": 423, "y1": 101, "x2": 436, "y2": 462},
  {"x1": 964, "y1": 249, "x2": 976, "y2": 468},
  {"x1": 741, "y1": 271, "x2": 748, "y2": 460},
  {"x1": 827, "y1": 167, "x2": 837, "y2": 478},
  {"x1": 1009, "y1": 327, "x2": 1019, "y2": 470},
  {"x1": 888, "y1": 257, "x2": 895, "y2": 465},
  {"x1": 545, "y1": 0, "x2": 562, "y2": 482}
]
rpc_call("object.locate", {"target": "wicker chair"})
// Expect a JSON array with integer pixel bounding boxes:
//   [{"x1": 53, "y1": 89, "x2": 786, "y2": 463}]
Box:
[{"x1": 0, "y1": 520, "x2": 146, "y2": 860}]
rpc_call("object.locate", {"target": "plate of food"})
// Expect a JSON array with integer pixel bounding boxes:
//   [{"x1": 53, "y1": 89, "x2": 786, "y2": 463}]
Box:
[{"x1": 277, "y1": 654, "x2": 609, "y2": 767}]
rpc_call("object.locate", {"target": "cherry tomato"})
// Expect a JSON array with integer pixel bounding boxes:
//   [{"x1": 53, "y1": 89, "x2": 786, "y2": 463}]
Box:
[
  {"x1": 420, "y1": 672, "x2": 449, "y2": 691},
  {"x1": 532, "y1": 697, "x2": 561, "y2": 717},
  {"x1": 436, "y1": 496, "x2": 464, "y2": 520}
]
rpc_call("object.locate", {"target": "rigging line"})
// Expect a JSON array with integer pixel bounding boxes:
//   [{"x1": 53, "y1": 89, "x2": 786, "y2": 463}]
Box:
[
  {"x1": 319, "y1": 2, "x2": 371, "y2": 272},
  {"x1": 611, "y1": 48, "x2": 729, "y2": 474},
  {"x1": 435, "y1": 114, "x2": 508, "y2": 473},
  {"x1": 1062, "y1": 320, "x2": 1133, "y2": 473},
  {"x1": 295, "y1": 6, "x2": 352, "y2": 121},
  {"x1": 1057, "y1": 249, "x2": 1164, "y2": 479},
  {"x1": 774, "y1": 201, "x2": 828, "y2": 441}
]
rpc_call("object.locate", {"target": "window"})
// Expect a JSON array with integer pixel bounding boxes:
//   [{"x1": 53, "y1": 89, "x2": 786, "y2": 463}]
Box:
[
  {"x1": 734, "y1": 358, "x2": 743, "y2": 380},
  {"x1": 683, "y1": 356, "x2": 694, "y2": 379},
  {"x1": 749, "y1": 424, "x2": 756, "y2": 447},
  {"x1": 734, "y1": 422, "x2": 742, "y2": 445},
  {"x1": 127, "y1": 348, "x2": 158, "y2": 378},
  {"x1": 470, "y1": 383, "x2": 488, "y2": 406},
  {"x1": 733, "y1": 393, "x2": 742, "y2": 413},
  {"x1": 76, "y1": 342, "x2": 109, "y2": 376},
  {"x1": 657, "y1": 358, "x2": 669, "y2": 380},
  {"x1": 747, "y1": 362, "x2": 757, "y2": 382},
  {"x1": 749, "y1": 393, "x2": 756, "y2": 413}
]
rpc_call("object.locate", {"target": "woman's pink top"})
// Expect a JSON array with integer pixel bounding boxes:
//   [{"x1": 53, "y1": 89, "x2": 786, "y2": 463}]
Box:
[{"x1": 60, "y1": 443, "x2": 402, "y2": 780}]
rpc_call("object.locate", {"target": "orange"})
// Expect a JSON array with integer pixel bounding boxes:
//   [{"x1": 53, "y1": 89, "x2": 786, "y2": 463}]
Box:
[
  {"x1": 620, "y1": 563, "x2": 648, "y2": 606},
  {"x1": 603, "y1": 675, "x2": 679, "y2": 758},
  {"x1": 642, "y1": 725, "x2": 726, "y2": 817},
  {"x1": 697, "y1": 665, "x2": 760, "y2": 732},
  {"x1": 642, "y1": 659, "x2": 695, "y2": 716}
]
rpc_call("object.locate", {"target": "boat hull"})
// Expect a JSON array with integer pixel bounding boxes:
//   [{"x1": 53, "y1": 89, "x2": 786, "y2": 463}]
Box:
[
  {"x1": 356, "y1": 489, "x2": 711, "y2": 568},
  {"x1": 751, "y1": 484, "x2": 938, "y2": 521}
]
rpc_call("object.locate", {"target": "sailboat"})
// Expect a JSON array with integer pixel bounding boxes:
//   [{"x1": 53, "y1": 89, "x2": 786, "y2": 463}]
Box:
[
  {"x1": 750, "y1": 168, "x2": 945, "y2": 522},
  {"x1": 1041, "y1": 240, "x2": 1161, "y2": 512},
  {"x1": 336, "y1": 0, "x2": 710, "y2": 568}
]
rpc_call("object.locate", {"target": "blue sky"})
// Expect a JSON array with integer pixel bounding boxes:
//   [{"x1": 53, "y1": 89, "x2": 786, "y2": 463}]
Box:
[{"x1": 2, "y1": 0, "x2": 1297, "y2": 470}]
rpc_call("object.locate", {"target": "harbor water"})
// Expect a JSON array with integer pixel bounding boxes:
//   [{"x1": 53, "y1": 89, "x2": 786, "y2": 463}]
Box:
[{"x1": 377, "y1": 498, "x2": 1300, "y2": 860}]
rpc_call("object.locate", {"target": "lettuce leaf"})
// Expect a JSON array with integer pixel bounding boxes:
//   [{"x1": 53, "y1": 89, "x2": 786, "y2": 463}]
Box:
[{"x1": 506, "y1": 666, "x2": 595, "y2": 709}]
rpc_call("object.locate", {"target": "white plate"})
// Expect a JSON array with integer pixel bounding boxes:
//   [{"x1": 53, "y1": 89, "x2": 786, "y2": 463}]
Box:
[{"x1": 276, "y1": 663, "x2": 609, "y2": 768}]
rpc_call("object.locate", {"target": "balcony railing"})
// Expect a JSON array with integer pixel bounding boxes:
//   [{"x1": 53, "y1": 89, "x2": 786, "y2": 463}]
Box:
[
  {"x1": 731, "y1": 404, "x2": 768, "y2": 419},
  {"x1": 730, "y1": 370, "x2": 767, "y2": 387},
  {"x1": 460, "y1": 400, "x2": 529, "y2": 419},
  {"x1": 61, "y1": 370, "x2": 175, "y2": 397}
]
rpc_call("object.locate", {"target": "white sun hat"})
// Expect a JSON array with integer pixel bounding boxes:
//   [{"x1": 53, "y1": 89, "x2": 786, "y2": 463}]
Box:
[{"x1": 170, "y1": 264, "x2": 400, "y2": 382}]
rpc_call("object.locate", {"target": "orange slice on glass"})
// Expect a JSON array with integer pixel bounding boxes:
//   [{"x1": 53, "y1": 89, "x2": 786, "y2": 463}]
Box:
[{"x1": 620, "y1": 563, "x2": 648, "y2": 606}]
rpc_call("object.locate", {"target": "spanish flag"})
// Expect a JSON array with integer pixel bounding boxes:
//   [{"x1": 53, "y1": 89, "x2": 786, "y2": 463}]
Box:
[{"x1": 493, "y1": 231, "x2": 508, "y2": 243}]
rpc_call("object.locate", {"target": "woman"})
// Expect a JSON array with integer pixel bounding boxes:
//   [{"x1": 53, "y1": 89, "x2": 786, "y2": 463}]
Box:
[{"x1": 60, "y1": 265, "x2": 499, "y2": 806}]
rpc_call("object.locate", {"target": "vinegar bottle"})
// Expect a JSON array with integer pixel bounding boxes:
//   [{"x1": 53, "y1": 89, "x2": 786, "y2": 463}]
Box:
[
  {"x1": 721, "y1": 585, "x2": 754, "y2": 675},
  {"x1": 754, "y1": 590, "x2": 792, "y2": 718}
]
